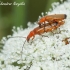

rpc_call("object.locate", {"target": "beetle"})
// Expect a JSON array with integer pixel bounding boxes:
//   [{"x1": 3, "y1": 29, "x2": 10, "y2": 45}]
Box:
[
  {"x1": 27, "y1": 20, "x2": 65, "y2": 42},
  {"x1": 38, "y1": 14, "x2": 67, "y2": 27}
]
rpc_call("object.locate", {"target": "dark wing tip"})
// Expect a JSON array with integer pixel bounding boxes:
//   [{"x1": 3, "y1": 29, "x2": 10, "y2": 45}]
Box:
[{"x1": 64, "y1": 14, "x2": 67, "y2": 19}]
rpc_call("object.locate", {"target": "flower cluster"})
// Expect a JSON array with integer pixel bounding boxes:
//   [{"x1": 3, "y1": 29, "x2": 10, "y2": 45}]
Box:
[{"x1": 0, "y1": 0, "x2": 70, "y2": 70}]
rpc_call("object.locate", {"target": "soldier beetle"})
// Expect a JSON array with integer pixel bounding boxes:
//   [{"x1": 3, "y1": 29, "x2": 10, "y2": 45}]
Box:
[
  {"x1": 38, "y1": 14, "x2": 67, "y2": 27},
  {"x1": 26, "y1": 20, "x2": 65, "y2": 42}
]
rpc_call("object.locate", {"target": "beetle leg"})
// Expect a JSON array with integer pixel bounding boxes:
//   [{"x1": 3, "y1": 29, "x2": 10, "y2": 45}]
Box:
[
  {"x1": 41, "y1": 35, "x2": 48, "y2": 37},
  {"x1": 32, "y1": 36, "x2": 35, "y2": 40},
  {"x1": 56, "y1": 21, "x2": 65, "y2": 28}
]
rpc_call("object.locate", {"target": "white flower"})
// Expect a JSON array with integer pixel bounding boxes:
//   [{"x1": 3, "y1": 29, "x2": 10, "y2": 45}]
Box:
[{"x1": 0, "y1": 0, "x2": 70, "y2": 70}]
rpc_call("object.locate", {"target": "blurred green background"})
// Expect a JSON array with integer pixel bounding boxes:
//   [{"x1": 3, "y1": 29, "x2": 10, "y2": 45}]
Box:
[{"x1": 0, "y1": 0, "x2": 66, "y2": 40}]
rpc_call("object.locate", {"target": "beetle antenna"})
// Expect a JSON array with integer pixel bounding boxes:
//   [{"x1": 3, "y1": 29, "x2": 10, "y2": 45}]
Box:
[
  {"x1": 8, "y1": 36, "x2": 26, "y2": 39},
  {"x1": 21, "y1": 39, "x2": 27, "y2": 60}
]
